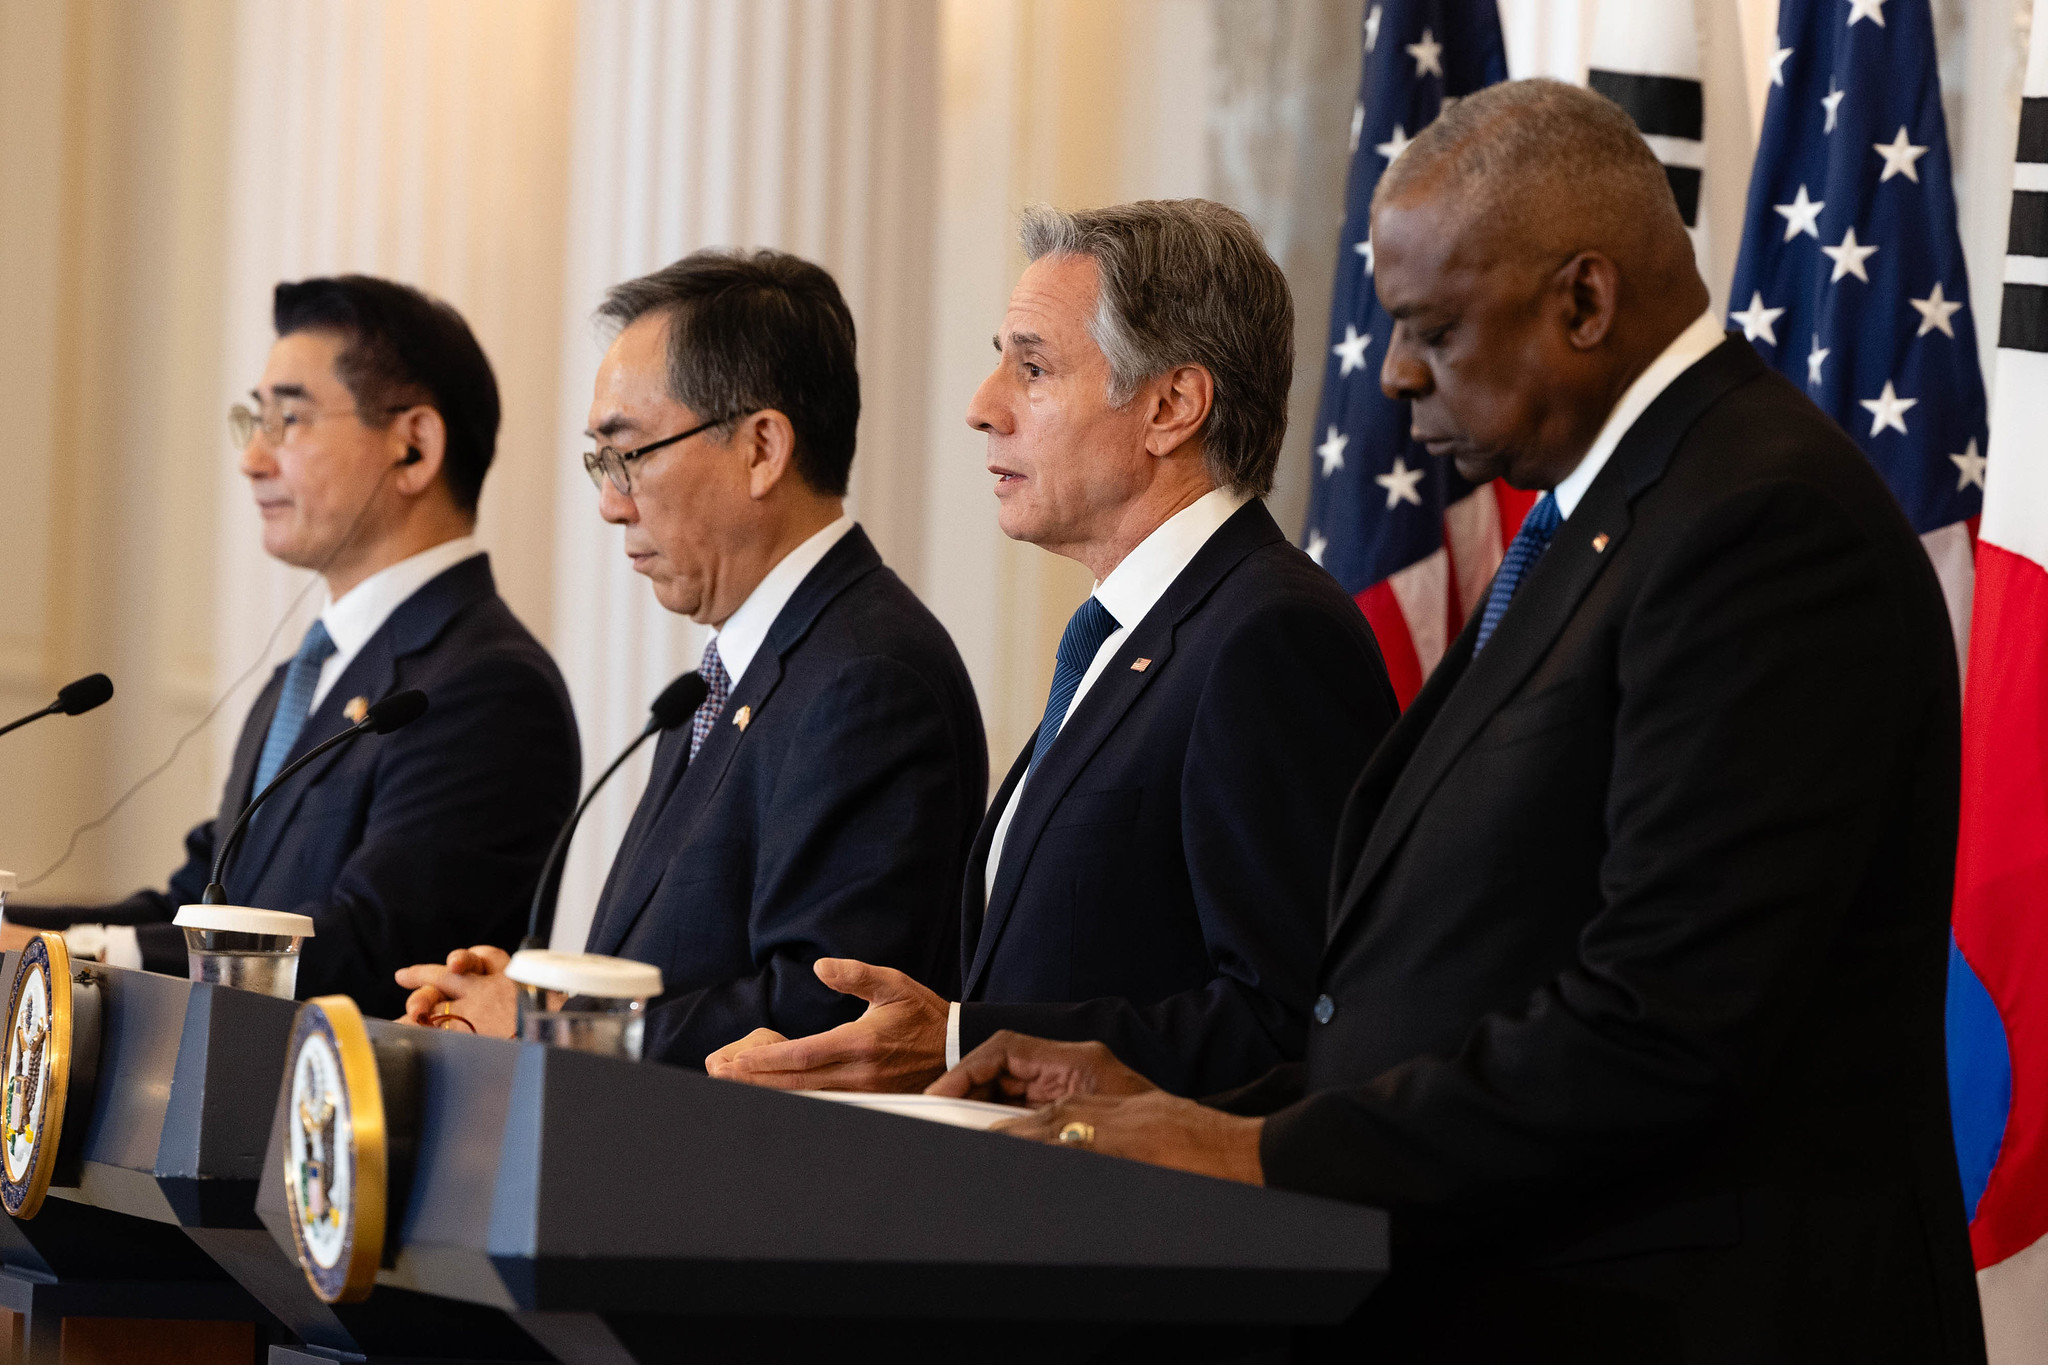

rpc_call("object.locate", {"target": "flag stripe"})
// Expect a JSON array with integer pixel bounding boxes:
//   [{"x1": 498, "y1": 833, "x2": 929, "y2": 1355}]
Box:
[
  {"x1": 1665, "y1": 166, "x2": 1703, "y2": 226},
  {"x1": 1586, "y1": 69, "x2": 1704, "y2": 139},
  {"x1": 2002, "y1": 283, "x2": 2048, "y2": 352},
  {"x1": 1358, "y1": 581, "x2": 1424, "y2": 709},
  {"x1": 2018, "y1": 97, "x2": 2048, "y2": 163},
  {"x1": 2011, "y1": 191, "x2": 2048, "y2": 256}
]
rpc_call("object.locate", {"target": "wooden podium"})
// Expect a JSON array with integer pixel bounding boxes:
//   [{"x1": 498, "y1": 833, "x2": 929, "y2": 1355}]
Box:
[{"x1": 256, "y1": 1022, "x2": 1388, "y2": 1365}]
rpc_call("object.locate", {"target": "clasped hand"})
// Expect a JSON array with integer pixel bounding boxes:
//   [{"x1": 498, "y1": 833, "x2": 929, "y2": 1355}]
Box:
[{"x1": 395, "y1": 944, "x2": 519, "y2": 1036}]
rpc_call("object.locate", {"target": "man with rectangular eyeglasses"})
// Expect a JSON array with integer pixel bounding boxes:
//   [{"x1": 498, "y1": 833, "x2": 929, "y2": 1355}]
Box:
[{"x1": 395, "y1": 250, "x2": 987, "y2": 1069}]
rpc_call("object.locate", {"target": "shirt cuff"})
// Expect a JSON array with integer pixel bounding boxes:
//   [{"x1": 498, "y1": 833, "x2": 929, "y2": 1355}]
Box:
[
  {"x1": 946, "y1": 1000, "x2": 963, "y2": 1070},
  {"x1": 102, "y1": 925, "x2": 144, "y2": 971}
]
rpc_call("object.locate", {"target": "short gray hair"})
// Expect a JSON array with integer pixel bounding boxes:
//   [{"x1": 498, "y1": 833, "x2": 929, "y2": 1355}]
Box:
[
  {"x1": 1019, "y1": 200, "x2": 1293, "y2": 497},
  {"x1": 1374, "y1": 79, "x2": 1686, "y2": 261}
]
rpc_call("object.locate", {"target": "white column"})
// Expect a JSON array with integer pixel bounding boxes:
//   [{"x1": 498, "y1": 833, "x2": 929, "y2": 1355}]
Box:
[{"x1": 547, "y1": 0, "x2": 942, "y2": 951}]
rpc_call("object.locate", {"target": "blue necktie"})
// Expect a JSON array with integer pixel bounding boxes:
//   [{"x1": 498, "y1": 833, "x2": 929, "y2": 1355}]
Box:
[
  {"x1": 253, "y1": 619, "x2": 337, "y2": 793},
  {"x1": 690, "y1": 638, "x2": 732, "y2": 761},
  {"x1": 1473, "y1": 493, "x2": 1562, "y2": 655},
  {"x1": 1027, "y1": 597, "x2": 1121, "y2": 777}
]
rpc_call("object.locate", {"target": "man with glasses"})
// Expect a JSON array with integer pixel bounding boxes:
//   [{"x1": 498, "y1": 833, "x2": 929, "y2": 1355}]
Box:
[
  {"x1": 5, "y1": 276, "x2": 581, "y2": 1018},
  {"x1": 395, "y1": 250, "x2": 987, "y2": 1069}
]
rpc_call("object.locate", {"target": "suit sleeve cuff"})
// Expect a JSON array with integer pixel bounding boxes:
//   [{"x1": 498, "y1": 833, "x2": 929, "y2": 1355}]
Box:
[{"x1": 946, "y1": 1000, "x2": 962, "y2": 1070}]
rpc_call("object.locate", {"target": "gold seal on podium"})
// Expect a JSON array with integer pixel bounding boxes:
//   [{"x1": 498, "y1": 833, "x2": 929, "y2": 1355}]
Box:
[
  {"x1": 284, "y1": 995, "x2": 388, "y2": 1303},
  {"x1": 1, "y1": 933, "x2": 100, "y2": 1219}
]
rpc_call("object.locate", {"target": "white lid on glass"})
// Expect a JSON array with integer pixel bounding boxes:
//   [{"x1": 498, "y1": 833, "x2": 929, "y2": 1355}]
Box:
[
  {"x1": 173, "y1": 905, "x2": 316, "y2": 937},
  {"x1": 507, "y1": 949, "x2": 661, "y2": 1000},
  {"x1": 0, "y1": 871, "x2": 16, "y2": 895}
]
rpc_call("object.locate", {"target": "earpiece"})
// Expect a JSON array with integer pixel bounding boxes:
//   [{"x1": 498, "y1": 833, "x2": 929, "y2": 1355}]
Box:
[{"x1": 400, "y1": 446, "x2": 423, "y2": 466}]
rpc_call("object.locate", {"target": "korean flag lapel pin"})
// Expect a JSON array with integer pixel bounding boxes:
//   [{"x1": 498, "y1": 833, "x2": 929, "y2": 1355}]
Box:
[
  {"x1": 342, "y1": 696, "x2": 370, "y2": 724},
  {"x1": 734, "y1": 704, "x2": 751, "y2": 732}
]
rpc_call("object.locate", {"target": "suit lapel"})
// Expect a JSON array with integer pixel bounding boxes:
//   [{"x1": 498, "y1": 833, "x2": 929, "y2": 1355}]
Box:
[
  {"x1": 218, "y1": 670, "x2": 285, "y2": 837},
  {"x1": 963, "y1": 500, "x2": 1283, "y2": 997},
  {"x1": 959, "y1": 741, "x2": 1032, "y2": 983},
  {"x1": 1327, "y1": 337, "x2": 1764, "y2": 943}
]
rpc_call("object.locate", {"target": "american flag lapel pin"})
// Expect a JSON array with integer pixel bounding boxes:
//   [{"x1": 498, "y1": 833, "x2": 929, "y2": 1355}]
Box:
[
  {"x1": 1130, "y1": 658, "x2": 1152, "y2": 672},
  {"x1": 734, "y1": 704, "x2": 751, "y2": 731},
  {"x1": 1591, "y1": 533, "x2": 1610, "y2": 553}
]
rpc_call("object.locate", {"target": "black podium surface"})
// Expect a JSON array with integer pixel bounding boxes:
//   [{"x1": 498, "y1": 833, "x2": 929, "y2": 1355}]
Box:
[{"x1": 259, "y1": 1022, "x2": 1388, "y2": 1364}]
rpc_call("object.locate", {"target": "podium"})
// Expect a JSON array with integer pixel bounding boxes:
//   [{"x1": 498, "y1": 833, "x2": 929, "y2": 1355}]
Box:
[
  {"x1": 256, "y1": 1021, "x2": 1389, "y2": 1365},
  {"x1": 0, "y1": 957, "x2": 544, "y2": 1364}
]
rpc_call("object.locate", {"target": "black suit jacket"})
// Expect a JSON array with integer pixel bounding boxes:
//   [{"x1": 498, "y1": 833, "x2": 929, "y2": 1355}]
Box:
[
  {"x1": 583, "y1": 527, "x2": 986, "y2": 1071},
  {"x1": 1226, "y1": 340, "x2": 1983, "y2": 1362},
  {"x1": 15, "y1": 556, "x2": 581, "y2": 1019},
  {"x1": 958, "y1": 500, "x2": 1398, "y2": 1096}
]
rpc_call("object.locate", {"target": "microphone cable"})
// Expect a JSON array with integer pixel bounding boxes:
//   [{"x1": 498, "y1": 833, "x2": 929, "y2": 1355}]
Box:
[{"x1": 19, "y1": 462, "x2": 404, "y2": 892}]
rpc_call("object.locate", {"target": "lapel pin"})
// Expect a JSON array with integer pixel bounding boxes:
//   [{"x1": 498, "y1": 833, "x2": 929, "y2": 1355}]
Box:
[
  {"x1": 1130, "y1": 658, "x2": 1152, "y2": 672},
  {"x1": 734, "y1": 704, "x2": 751, "y2": 731},
  {"x1": 1590, "y1": 533, "x2": 1610, "y2": 553},
  {"x1": 343, "y1": 696, "x2": 369, "y2": 724}
]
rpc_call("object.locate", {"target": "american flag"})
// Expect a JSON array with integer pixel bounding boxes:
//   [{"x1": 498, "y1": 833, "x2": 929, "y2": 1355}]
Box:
[
  {"x1": 1301, "y1": 0, "x2": 1520, "y2": 708},
  {"x1": 1727, "y1": 0, "x2": 1986, "y2": 662}
]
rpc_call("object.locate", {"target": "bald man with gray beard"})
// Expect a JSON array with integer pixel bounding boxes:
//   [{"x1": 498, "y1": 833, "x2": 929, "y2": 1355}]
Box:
[{"x1": 926, "y1": 79, "x2": 1984, "y2": 1362}]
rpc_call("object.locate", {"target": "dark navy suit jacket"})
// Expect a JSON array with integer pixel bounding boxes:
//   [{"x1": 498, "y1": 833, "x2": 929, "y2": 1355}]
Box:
[
  {"x1": 957, "y1": 499, "x2": 1399, "y2": 1096},
  {"x1": 583, "y1": 527, "x2": 986, "y2": 1071},
  {"x1": 14, "y1": 556, "x2": 580, "y2": 1019}
]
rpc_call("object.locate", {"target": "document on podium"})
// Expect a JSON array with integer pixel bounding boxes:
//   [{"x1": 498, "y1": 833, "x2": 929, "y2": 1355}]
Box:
[{"x1": 792, "y1": 1090, "x2": 1022, "y2": 1131}]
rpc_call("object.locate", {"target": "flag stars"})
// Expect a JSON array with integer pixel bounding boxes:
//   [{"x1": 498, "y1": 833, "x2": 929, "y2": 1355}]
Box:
[
  {"x1": 1910, "y1": 282, "x2": 1963, "y2": 338},
  {"x1": 1822, "y1": 82, "x2": 1844, "y2": 133},
  {"x1": 1316, "y1": 426, "x2": 1349, "y2": 477},
  {"x1": 1307, "y1": 530, "x2": 1330, "y2": 565},
  {"x1": 1822, "y1": 226, "x2": 1879, "y2": 282},
  {"x1": 1332, "y1": 324, "x2": 1373, "y2": 376},
  {"x1": 1950, "y1": 439, "x2": 1986, "y2": 490},
  {"x1": 1407, "y1": 28, "x2": 1444, "y2": 80},
  {"x1": 1375, "y1": 456, "x2": 1427, "y2": 509},
  {"x1": 1770, "y1": 45, "x2": 1794, "y2": 87},
  {"x1": 1731, "y1": 291, "x2": 1787, "y2": 346},
  {"x1": 1807, "y1": 336, "x2": 1831, "y2": 386},
  {"x1": 1873, "y1": 126, "x2": 1929, "y2": 183},
  {"x1": 1774, "y1": 184, "x2": 1825, "y2": 240},
  {"x1": 1354, "y1": 236, "x2": 1374, "y2": 275},
  {"x1": 1350, "y1": 102, "x2": 1365, "y2": 153},
  {"x1": 1364, "y1": 5, "x2": 1382, "y2": 52},
  {"x1": 1860, "y1": 380, "x2": 1918, "y2": 436},
  {"x1": 1847, "y1": 0, "x2": 1888, "y2": 27},
  {"x1": 1376, "y1": 123, "x2": 1412, "y2": 162}
]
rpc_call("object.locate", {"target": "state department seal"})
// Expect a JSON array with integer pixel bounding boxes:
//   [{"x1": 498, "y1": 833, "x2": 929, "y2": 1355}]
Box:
[
  {"x1": 284, "y1": 995, "x2": 387, "y2": 1302},
  {"x1": 1, "y1": 932, "x2": 100, "y2": 1219}
]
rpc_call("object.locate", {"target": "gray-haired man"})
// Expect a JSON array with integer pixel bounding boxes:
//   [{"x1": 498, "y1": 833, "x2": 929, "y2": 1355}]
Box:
[{"x1": 710, "y1": 199, "x2": 1400, "y2": 1096}]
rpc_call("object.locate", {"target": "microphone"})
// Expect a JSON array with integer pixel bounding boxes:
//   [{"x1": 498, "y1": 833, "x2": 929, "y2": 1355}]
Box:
[
  {"x1": 201, "y1": 689, "x2": 429, "y2": 905},
  {"x1": 0, "y1": 674, "x2": 114, "y2": 740},
  {"x1": 521, "y1": 671, "x2": 709, "y2": 950}
]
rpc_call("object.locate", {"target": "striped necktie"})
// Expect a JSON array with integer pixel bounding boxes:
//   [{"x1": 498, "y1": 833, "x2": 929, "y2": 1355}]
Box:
[
  {"x1": 253, "y1": 619, "x2": 337, "y2": 793},
  {"x1": 1474, "y1": 493, "x2": 1561, "y2": 655},
  {"x1": 1027, "y1": 596, "x2": 1121, "y2": 777}
]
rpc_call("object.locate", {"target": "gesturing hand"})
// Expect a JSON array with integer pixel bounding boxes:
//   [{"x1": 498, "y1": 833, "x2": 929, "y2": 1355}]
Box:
[
  {"x1": 395, "y1": 944, "x2": 518, "y2": 1037},
  {"x1": 704, "y1": 958, "x2": 948, "y2": 1091},
  {"x1": 924, "y1": 1031, "x2": 1157, "y2": 1107}
]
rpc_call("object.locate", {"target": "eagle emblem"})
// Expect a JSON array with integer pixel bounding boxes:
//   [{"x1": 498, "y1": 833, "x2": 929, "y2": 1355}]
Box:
[
  {"x1": 296, "y1": 1091, "x2": 339, "y2": 1229},
  {"x1": 3, "y1": 1012, "x2": 47, "y2": 1152}
]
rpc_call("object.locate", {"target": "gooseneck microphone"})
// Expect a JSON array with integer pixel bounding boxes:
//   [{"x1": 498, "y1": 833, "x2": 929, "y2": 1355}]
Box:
[
  {"x1": 522, "y1": 671, "x2": 709, "y2": 950},
  {"x1": 202, "y1": 689, "x2": 429, "y2": 905},
  {"x1": 0, "y1": 673, "x2": 114, "y2": 740}
]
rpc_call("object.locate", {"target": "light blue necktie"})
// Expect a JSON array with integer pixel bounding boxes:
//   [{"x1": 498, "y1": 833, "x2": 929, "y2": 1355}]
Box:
[
  {"x1": 253, "y1": 619, "x2": 337, "y2": 793},
  {"x1": 1027, "y1": 597, "x2": 1121, "y2": 777},
  {"x1": 1473, "y1": 493, "x2": 1562, "y2": 655}
]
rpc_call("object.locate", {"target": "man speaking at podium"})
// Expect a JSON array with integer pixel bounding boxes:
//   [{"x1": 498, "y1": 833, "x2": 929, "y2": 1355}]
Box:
[
  {"x1": 709, "y1": 201, "x2": 1397, "y2": 1097},
  {"x1": 6, "y1": 277, "x2": 581, "y2": 1018},
  {"x1": 397, "y1": 251, "x2": 986, "y2": 1069},
  {"x1": 932, "y1": 83, "x2": 1984, "y2": 1360}
]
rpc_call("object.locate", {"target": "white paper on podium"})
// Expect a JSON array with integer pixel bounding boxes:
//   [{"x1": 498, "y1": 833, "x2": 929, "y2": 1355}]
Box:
[{"x1": 791, "y1": 1090, "x2": 1023, "y2": 1131}]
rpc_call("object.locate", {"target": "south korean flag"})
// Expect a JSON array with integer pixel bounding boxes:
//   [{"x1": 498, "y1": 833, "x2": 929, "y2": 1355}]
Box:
[{"x1": 1586, "y1": 0, "x2": 1709, "y2": 269}]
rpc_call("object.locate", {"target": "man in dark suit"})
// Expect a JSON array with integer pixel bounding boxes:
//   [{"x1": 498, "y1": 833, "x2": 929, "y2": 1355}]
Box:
[
  {"x1": 935, "y1": 82, "x2": 1985, "y2": 1362},
  {"x1": 396, "y1": 250, "x2": 986, "y2": 1069},
  {"x1": 7, "y1": 277, "x2": 581, "y2": 1019},
  {"x1": 706, "y1": 201, "x2": 1397, "y2": 1097}
]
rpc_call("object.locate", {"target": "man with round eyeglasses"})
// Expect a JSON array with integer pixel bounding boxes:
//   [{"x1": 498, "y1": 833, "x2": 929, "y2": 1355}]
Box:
[
  {"x1": 6, "y1": 276, "x2": 580, "y2": 1017},
  {"x1": 396, "y1": 249, "x2": 987, "y2": 1070}
]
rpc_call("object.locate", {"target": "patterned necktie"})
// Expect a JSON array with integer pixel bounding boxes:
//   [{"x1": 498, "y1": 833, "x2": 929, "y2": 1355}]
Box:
[
  {"x1": 253, "y1": 619, "x2": 337, "y2": 793},
  {"x1": 1027, "y1": 596, "x2": 1121, "y2": 777},
  {"x1": 1473, "y1": 493, "x2": 1562, "y2": 655},
  {"x1": 690, "y1": 637, "x2": 732, "y2": 760}
]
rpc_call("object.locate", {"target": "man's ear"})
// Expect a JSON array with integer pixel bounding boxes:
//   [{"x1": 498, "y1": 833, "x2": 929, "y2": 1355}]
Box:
[
  {"x1": 1556, "y1": 251, "x2": 1621, "y2": 352},
  {"x1": 740, "y1": 410, "x2": 800, "y2": 499},
  {"x1": 390, "y1": 406, "x2": 449, "y2": 495},
  {"x1": 1143, "y1": 363, "x2": 1215, "y2": 459}
]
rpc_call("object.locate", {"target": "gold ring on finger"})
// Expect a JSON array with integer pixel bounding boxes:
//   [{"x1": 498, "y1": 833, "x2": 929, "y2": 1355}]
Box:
[{"x1": 1057, "y1": 1120, "x2": 1096, "y2": 1147}]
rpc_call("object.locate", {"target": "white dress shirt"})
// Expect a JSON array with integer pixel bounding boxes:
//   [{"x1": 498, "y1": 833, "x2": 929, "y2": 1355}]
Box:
[
  {"x1": 708, "y1": 515, "x2": 855, "y2": 689},
  {"x1": 1550, "y1": 310, "x2": 1724, "y2": 520},
  {"x1": 947, "y1": 485, "x2": 1252, "y2": 1066},
  {"x1": 313, "y1": 534, "x2": 485, "y2": 711}
]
